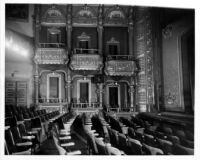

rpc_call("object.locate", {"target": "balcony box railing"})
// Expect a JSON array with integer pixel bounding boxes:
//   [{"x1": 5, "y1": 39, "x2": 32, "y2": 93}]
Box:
[
  {"x1": 69, "y1": 48, "x2": 103, "y2": 71},
  {"x1": 105, "y1": 55, "x2": 137, "y2": 76},
  {"x1": 71, "y1": 102, "x2": 100, "y2": 109},
  {"x1": 34, "y1": 43, "x2": 68, "y2": 64},
  {"x1": 38, "y1": 98, "x2": 68, "y2": 104}
]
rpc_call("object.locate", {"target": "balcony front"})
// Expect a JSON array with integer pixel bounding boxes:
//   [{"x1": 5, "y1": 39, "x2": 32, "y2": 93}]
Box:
[
  {"x1": 104, "y1": 55, "x2": 137, "y2": 76},
  {"x1": 69, "y1": 48, "x2": 103, "y2": 71},
  {"x1": 34, "y1": 43, "x2": 68, "y2": 64}
]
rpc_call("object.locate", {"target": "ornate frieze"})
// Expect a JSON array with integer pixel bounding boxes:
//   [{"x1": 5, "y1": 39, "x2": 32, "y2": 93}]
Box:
[
  {"x1": 34, "y1": 48, "x2": 68, "y2": 64},
  {"x1": 105, "y1": 60, "x2": 137, "y2": 76},
  {"x1": 72, "y1": 4, "x2": 98, "y2": 25},
  {"x1": 41, "y1": 5, "x2": 66, "y2": 26},
  {"x1": 69, "y1": 54, "x2": 103, "y2": 71}
]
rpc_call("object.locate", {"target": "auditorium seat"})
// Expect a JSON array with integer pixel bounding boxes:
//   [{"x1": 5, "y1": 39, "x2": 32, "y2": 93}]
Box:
[
  {"x1": 127, "y1": 127, "x2": 136, "y2": 139},
  {"x1": 142, "y1": 143, "x2": 164, "y2": 155},
  {"x1": 185, "y1": 130, "x2": 194, "y2": 141},
  {"x1": 52, "y1": 134, "x2": 81, "y2": 155},
  {"x1": 127, "y1": 137, "x2": 143, "y2": 155},
  {"x1": 157, "y1": 138, "x2": 173, "y2": 154},
  {"x1": 162, "y1": 127, "x2": 173, "y2": 135},
  {"x1": 5, "y1": 141, "x2": 31, "y2": 155},
  {"x1": 95, "y1": 138, "x2": 108, "y2": 155},
  {"x1": 144, "y1": 133, "x2": 158, "y2": 148},
  {"x1": 5, "y1": 129, "x2": 32, "y2": 155},
  {"x1": 118, "y1": 132, "x2": 128, "y2": 152},
  {"x1": 106, "y1": 144, "x2": 122, "y2": 155},
  {"x1": 172, "y1": 144, "x2": 194, "y2": 155},
  {"x1": 110, "y1": 129, "x2": 119, "y2": 147},
  {"x1": 85, "y1": 131, "x2": 98, "y2": 154},
  {"x1": 167, "y1": 135, "x2": 180, "y2": 144},
  {"x1": 18, "y1": 123, "x2": 39, "y2": 147}
]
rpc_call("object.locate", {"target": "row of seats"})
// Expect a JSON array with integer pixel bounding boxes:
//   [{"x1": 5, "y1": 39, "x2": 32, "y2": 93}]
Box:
[
  {"x1": 50, "y1": 111, "x2": 82, "y2": 155},
  {"x1": 105, "y1": 112, "x2": 194, "y2": 155},
  {"x1": 5, "y1": 106, "x2": 61, "y2": 155}
]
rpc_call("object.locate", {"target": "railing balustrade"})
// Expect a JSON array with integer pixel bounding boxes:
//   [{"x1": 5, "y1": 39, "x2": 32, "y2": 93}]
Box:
[
  {"x1": 38, "y1": 98, "x2": 68, "y2": 103},
  {"x1": 73, "y1": 48, "x2": 99, "y2": 54},
  {"x1": 39, "y1": 43, "x2": 66, "y2": 48},
  {"x1": 71, "y1": 102, "x2": 100, "y2": 109},
  {"x1": 106, "y1": 55, "x2": 135, "y2": 61}
]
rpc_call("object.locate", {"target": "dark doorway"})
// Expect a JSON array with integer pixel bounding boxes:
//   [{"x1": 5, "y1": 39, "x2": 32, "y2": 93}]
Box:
[
  {"x1": 80, "y1": 82, "x2": 89, "y2": 103},
  {"x1": 79, "y1": 40, "x2": 89, "y2": 54},
  {"x1": 49, "y1": 77, "x2": 59, "y2": 98},
  {"x1": 109, "y1": 87, "x2": 118, "y2": 108},
  {"x1": 181, "y1": 29, "x2": 194, "y2": 114},
  {"x1": 109, "y1": 45, "x2": 118, "y2": 55}
]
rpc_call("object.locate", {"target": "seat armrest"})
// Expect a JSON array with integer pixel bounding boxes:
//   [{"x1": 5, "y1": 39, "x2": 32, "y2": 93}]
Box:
[
  {"x1": 32, "y1": 127, "x2": 41, "y2": 131},
  {"x1": 66, "y1": 150, "x2": 82, "y2": 155},
  {"x1": 120, "y1": 150, "x2": 126, "y2": 155},
  {"x1": 12, "y1": 148, "x2": 31, "y2": 155},
  {"x1": 16, "y1": 142, "x2": 32, "y2": 146},
  {"x1": 61, "y1": 142, "x2": 75, "y2": 147},
  {"x1": 22, "y1": 135, "x2": 35, "y2": 140},
  {"x1": 93, "y1": 133, "x2": 99, "y2": 137},
  {"x1": 27, "y1": 130, "x2": 38, "y2": 134},
  {"x1": 59, "y1": 136, "x2": 71, "y2": 140}
]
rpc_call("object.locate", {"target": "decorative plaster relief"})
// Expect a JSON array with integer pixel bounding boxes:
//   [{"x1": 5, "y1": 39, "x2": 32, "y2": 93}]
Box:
[
  {"x1": 105, "y1": 60, "x2": 137, "y2": 76},
  {"x1": 70, "y1": 54, "x2": 103, "y2": 71},
  {"x1": 162, "y1": 25, "x2": 173, "y2": 39},
  {"x1": 34, "y1": 48, "x2": 68, "y2": 64}
]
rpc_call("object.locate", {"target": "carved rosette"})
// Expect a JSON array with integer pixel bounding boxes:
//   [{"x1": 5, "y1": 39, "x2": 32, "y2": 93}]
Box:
[
  {"x1": 105, "y1": 60, "x2": 137, "y2": 76},
  {"x1": 34, "y1": 48, "x2": 68, "y2": 64},
  {"x1": 69, "y1": 54, "x2": 103, "y2": 71},
  {"x1": 135, "y1": 7, "x2": 154, "y2": 112}
]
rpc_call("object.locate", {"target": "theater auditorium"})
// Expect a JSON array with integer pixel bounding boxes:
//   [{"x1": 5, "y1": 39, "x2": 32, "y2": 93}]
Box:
[{"x1": 4, "y1": 3, "x2": 194, "y2": 155}]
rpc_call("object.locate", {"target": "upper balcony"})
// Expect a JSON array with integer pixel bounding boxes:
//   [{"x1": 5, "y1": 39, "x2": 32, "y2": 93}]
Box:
[
  {"x1": 69, "y1": 48, "x2": 103, "y2": 71},
  {"x1": 104, "y1": 55, "x2": 137, "y2": 76},
  {"x1": 34, "y1": 43, "x2": 68, "y2": 64}
]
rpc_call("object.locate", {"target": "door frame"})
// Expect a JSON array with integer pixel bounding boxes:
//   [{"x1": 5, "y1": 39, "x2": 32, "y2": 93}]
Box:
[
  {"x1": 106, "y1": 84, "x2": 121, "y2": 109},
  {"x1": 77, "y1": 79, "x2": 91, "y2": 105},
  {"x1": 47, "y1": 72, "x2": 61, "y2": 102}
]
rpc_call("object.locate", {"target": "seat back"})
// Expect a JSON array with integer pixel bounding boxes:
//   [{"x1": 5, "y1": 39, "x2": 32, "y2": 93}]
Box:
[
  {"x1": 106, "y1": 145, "x2": 121, "y2": 155},
  {"x1": 157, "y1": 138, "x2": 173, "y2": 154},
  {"x1": 18, "y1": 123, "x2": 27, "y2": 136},
  {"x1": 111, "y1": 129, "x2": 119, "y2": 147},
  {"x1": 5, "y1": 129, "x2": 15, "y2": 154},
  {"x1": 95, "y1": 138, "x2": 107, "y2": 155},
  {"x1": 118, "y1": 133, "x2": 127, "y2": 150},
  {"x1": 10, "y1": 126, "x2": 21, "y2": 143},
  {"x1": 144, "y1": 134, "x2": 157, "y2": 148},
  {"x1": 85, "y1": 132, "x2": 98, "y2": 155},
  {"x1": 127, "y1": 137, "x2": 142, "y2": 155},
  {"x1": 142, "y1": 143, "x2": 164, "y2": 155},
  {"x1": 127, "y1": 127, "x2": 136, "y2": 139},
  {"x1": 52, "y1": 134, "x2": 66, "y2": 155}
]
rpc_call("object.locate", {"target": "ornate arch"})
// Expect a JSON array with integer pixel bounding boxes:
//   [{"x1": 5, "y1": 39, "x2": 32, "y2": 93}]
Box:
[
  {"x1": 73, "y1": 4, "x2": 98, "y2": 25},
  {"x1": 104, "y1": 5, "x2": 127, "y2": 25},
  {"x1": 41, "y1": 5, "x2": 66, "y2": 26}
]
